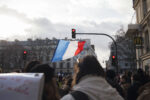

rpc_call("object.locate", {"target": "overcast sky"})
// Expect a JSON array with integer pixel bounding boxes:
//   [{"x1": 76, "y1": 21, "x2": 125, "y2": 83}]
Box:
[{"x1": 0, "y1": 0, "x2": 135, "y2": 67}]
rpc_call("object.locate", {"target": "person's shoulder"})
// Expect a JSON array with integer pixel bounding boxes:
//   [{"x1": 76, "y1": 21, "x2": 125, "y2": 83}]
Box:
[{"x1": 61, "y1": 94, "x2": 75, "y2": 100}]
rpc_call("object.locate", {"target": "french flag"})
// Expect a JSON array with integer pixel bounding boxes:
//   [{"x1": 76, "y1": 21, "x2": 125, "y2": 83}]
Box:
[{"x1": 51, "y1": 40, "x2": 86, "y2": 62}]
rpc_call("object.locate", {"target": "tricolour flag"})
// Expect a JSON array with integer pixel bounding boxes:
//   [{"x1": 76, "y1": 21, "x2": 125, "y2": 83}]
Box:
[{"x1": 51, "y1": 40, "x2": 86, "y2": 62}]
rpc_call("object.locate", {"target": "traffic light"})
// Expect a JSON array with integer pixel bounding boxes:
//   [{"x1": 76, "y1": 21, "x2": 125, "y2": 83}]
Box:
[
  {"x1": 23, "y1": 51, "x2": 27, "y2": 60},
  {"x1": 72, "y1": 29, "x2": 76, "y2": 38},
  {"x1": 112, "y1": 55, "x2": 116, "y2": 66}
]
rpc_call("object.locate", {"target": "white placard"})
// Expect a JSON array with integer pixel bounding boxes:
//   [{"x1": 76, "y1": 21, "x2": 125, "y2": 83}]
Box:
[{"x1": 0, "y1": 73, "x2": 44, "y2": 100}]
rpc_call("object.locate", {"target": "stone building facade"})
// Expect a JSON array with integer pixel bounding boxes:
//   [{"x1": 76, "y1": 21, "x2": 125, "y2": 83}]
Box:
[
  {"x1": 126, "y1": 0, "x2": 150, "y2": 73},
  {"x1": 0, "y1": 38, "x2": 95, "y2": 74}
]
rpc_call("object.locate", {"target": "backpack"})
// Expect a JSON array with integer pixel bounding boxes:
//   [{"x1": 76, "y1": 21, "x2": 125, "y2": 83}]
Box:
[{"x1": 70, "y1": 91, "x2": 89, "y2": 100}]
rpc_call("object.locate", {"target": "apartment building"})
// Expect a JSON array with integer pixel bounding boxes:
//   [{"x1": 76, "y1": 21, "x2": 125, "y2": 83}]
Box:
[
  {"x1": 126, "y1": 0, "x2": 150, "y2": 73},
  {"x1": 0, "y1": 38, "x2": 96, "y2": 74}
]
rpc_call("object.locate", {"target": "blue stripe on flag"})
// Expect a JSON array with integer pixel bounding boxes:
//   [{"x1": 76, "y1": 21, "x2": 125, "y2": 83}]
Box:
[{"x1": 51, "y1": 40, "x2": 70, "y2": 62}]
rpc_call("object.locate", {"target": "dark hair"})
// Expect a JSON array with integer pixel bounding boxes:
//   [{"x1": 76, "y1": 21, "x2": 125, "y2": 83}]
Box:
[
  {"x1": 106, "y1": 70, "x2": 116, "y2": 79},
  {"x1": 137, "y1": 68, "x2": 144, "y2": 77},
  {"x1": 24, "y1": 61, "x2": 41, "y2": 72},
  {"x1": 29, "y1": 64, "x2": 60, "y2": 100},
  {"x1": 76, "y1": 55, "x2": 105, "y2": 84},
  {"x1": 30, "y1": 64, "x2": 54, "y2": 83}
]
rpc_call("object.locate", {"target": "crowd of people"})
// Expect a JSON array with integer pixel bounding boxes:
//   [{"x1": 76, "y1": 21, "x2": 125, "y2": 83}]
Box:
[{"x1": 0, "y1": 55, "x2": 150, "y2": 100}]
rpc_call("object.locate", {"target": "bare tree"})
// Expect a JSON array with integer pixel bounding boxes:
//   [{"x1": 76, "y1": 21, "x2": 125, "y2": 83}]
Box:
[
  {"x1": 0, "y1": 40, "x2": 25, "y2": 72},
  {"x1": 109, "y1": 27, "x2": 136, "y2": 72}
]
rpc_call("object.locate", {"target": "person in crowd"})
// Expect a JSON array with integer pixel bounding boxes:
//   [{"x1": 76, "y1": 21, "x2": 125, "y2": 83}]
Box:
[
  {"x1": 126, "y1": 71, "x2": 132, "y2": 84},
  {"x1": 137, "y1": 82, "x2": 150, "y2": 100},
  {"x1": 120, "y1": 74, "x2": 131, "y2": 100},
  {"x1": 62, "y1": 76, "x2": 72, "y2": 91},
  {"x1": 127, "y1": 68, "x2": 150, "y2": 100},
  {"x1": 60, "y1": 76, "x2": 73, "y2": 97},
  {"x1": 30, "y1": 64, "x2": 60, "y2": 100},
  {"x1": 127, "y1": 72, "x2": 142, "y2": 100},
  {"x1": 106, "y1": 69, "x2": 124, "y2": 98},
  {"x1": 61, "y1": 55, "x2": 124, "y2": 100},
  {"x1": 137, "y1": 68, "x2": 150, "y2": 85},
  {"x1": 24, "y1": 60, "x2": 41, "y2": 72}
]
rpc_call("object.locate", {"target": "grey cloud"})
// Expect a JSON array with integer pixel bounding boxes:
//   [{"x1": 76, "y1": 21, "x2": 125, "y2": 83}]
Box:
[
  {"x1": 0, "y1": 5, "x2": 123, "y2": 45},
  {"x1": 24, "y1": 18, "x2": 121, "y2": 52},
  {"x1": 0, "y1": 5, "x2": 125, "y2": 60},
  {"x1": 0, "y1": 5, "x2": 31, "y2": 23},
  {"x1": 0, "y1": 5, "x2": 59, "y2": 39},
  {"x1": 26, "y1": 18, "x2": 55, "y2": 32}
]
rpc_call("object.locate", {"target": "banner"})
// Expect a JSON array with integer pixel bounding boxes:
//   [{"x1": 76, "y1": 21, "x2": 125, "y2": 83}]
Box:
[{"x1": 0, "y1": 73, "x2": 44, "y2": 100}]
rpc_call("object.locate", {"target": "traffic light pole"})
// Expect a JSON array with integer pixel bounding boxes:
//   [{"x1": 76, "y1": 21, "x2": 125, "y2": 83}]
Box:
[{"x1": 75, "y1": 33, "x2": 118, "y2": 74}]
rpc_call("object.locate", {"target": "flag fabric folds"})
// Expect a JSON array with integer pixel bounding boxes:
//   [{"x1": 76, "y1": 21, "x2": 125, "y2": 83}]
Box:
[{"x1": 51, "y1": 40, "x2": 86, "y2": 62}]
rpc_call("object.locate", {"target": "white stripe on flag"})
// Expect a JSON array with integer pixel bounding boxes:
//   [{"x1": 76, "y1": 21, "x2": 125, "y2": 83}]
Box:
[{"x1": 62, "y1": 41, "x2": 78, "y2": 60}]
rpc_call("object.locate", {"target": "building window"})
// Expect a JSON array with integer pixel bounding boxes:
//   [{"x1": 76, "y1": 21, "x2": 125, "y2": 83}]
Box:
[
  {"x1": 46, "y1": 56, "x2": 49, "y2": 61},
  {"x1": 137, "y1": 5, "x2": 142, "y2": 23},
  {"x1": 67, "y1": 62, "x2": 70, "y2": 69},
  {"x1": 148, "y1": 18, "x2": 150, "y2": 27},
  {"x1": 133, "y1": 0, "x2": 135, "y2": 5},
  {"x1": 143, "y1": 0, "x2": 147, "y2": 17},
  {"x1": 67, "y1": 70, "x2": 69, "y2": 73},
  {"x1": 67, "y1": 59, "x2": 70, "y2": 61},
  {"x1": 145, "y1": 31, "x2": 149, "y2": 53},
  {"x1": 125, "y1": 63, "x2": 128, "y2": 67},
  {"x1": 53, "y1": 62, "x2": 56, "y2": 69},
  {"x1": 60, "y1": 62, "x2": 63, "y2": 69},
  {"x1": 148, "y1": 0, "x2": 150, "y2": 11}
]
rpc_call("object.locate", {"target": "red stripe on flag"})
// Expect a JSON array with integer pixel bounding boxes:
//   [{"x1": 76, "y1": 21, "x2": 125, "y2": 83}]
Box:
[{"x1": 75, "y1": 41, "x2": 86, "y2": 56}]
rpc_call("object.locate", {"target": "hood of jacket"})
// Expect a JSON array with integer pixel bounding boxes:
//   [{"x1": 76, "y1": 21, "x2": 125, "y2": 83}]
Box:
[{"x1": 73, "y1": 75, "x2": 124, "y2": 100}]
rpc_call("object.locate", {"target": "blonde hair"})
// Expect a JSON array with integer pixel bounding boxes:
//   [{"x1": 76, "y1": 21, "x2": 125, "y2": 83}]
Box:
[
  {"x1": 71, "y1": 63, "x2": 79, "y2": 87},
  {"x1": 44, "y1": 78, "x2": 60, "y2": 100}
]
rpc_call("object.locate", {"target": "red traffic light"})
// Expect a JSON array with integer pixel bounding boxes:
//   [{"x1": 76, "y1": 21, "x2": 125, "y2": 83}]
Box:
[
  {"x1": 24, "y1": 51, "x2": 27, "y2": 54},
  {"x1": 72, "y1": 29, "x2": 76, "y2": 33},
  {"x1": 112, "y1": 55, "x2": 116, "y2": 66},
  {"x1": 72, "y1": 29, "x2": 76, "y2": 38},
  {"x1": 112, "y1": 56, "x2": 115, "y2": 59}
]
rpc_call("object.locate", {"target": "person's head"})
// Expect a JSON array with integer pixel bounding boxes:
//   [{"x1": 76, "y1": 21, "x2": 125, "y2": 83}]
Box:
[
  {"x1": 72, "y1": 55, "x2": 105, "y2": 85},
  {"x1": 127, "y1": 71, "x2": 132, "y2": 77},
  {"x1": 106, "y1": 69, "x2": 116, "y2": 80},
  {"x1": 30, "y1": 64, "x2": 60, "y2": 100},
  {"x1": 24, "y1": 60, "x2": 41, "y2": 72},
  {"x1": 131, "y1": 72, "x2": 141, "y2": 84},
  {"x1": 137, "y1": 68, "x2": 144, "y2": 76},
  {"x1": 120, "y1": 75, "x2": 127, "y2": 83}
]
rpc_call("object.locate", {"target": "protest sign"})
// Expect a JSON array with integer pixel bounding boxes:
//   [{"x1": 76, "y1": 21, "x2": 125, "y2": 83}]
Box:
[{"x1": 0, "y1": 73, "x2": 44, "y2": 100}]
